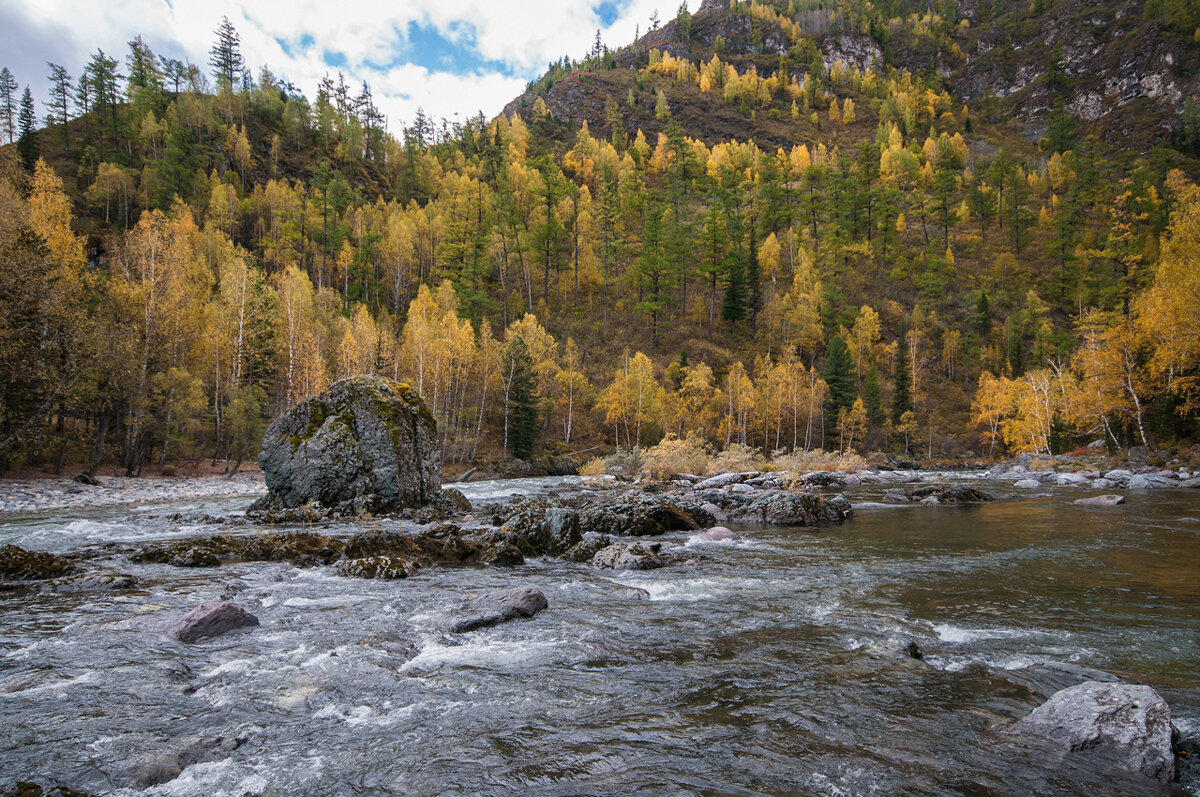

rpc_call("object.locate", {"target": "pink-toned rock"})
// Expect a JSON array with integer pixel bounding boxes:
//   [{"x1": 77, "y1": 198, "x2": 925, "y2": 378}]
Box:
[
  {"x1": 702, "y1": 526, "x2": 741, "y2": 541},
  {"x1": 173, "y1": 602, "x2": 259, "y2": 643}
]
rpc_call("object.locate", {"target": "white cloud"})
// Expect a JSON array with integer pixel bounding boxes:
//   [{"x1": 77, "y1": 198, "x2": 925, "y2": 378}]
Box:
[{"x1": 0, "y1": 0, "x2": 693, "y2": 130}]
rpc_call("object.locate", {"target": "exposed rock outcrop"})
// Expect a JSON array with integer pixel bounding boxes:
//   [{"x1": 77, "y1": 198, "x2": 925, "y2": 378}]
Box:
[
  {"x1": 250, "y1": 376, "x2": 440, "y2": 516},
  {"x1": 0, "y1": 545, "x2": 76, "y2": 581}
]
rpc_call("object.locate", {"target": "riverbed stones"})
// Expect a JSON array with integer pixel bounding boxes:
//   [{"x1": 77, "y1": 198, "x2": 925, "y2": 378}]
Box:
[
  {"x1": 1074, "y1": 494, "x2": 1125, "y2": 506},
  {"x1": 479, "y1": 540, "x2": 525, "y2": 566},
  {"x1": 692, "y1": 472, "x2": 755, "y2": 490},
  {"x1": 335, "y1": 555, "x2": 418, "y2": 579},
  {"x1": 591, "y1": 541, "x2": 665, "y2": 570},
  {"x1": 1014, "y1": 478, "x2": 1041, "y2": 489},
  {"x1": 250, "y1": 375, "x2": 440, "y2": 516},
  {"x1": 1127, "y1": 474, "x2": 1175, "y2": 489},
  {"x1": 173, "y1": 602, "x2": 259, "y2": 643},
  {"x1": 1008, "y1": 681, "x2": 1175, "y2": 784},
  {"x1": 0, "y1": 544, "x2": 76, "y2": 581},
  {"x1": 451, "y1": 586, "x2": 548, "y2": 632}
]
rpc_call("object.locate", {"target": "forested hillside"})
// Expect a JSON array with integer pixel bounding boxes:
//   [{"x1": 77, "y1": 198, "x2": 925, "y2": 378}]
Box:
[{"x1": 2, "y1": 0, "x2": 1200, "y2": 477}]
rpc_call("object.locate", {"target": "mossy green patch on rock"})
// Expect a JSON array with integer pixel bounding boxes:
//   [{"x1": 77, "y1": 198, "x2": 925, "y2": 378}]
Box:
[{"x1": 0, "y1": 545, "x2": 77, "y2": 581}]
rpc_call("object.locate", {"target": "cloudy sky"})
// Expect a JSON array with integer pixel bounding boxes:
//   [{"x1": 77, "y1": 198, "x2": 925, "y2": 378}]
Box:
[{"x1": 0, "y1": 0, "x2": 691, "y2": 131}]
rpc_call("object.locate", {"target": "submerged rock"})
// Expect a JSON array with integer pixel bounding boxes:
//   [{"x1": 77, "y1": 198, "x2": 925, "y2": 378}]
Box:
[
  {"x1": 173, "y1": 602, "x2": 259, "y2": 643},
  {"x1": 250, "y1": 375, "x2": 440, "y2": 516},
  {"x1": 1074, "y1": 494, "x2": 1125, "y2": 506},
  {"x1": 1008, "y1": 681, "x2": 1175, "y2": 784},
  {"x1": 592, "y1": 541, "x2": 665, "y2": 570},
  {"x1": 451, "y1": 586, "x2": 548, "y2": 632},
  {"x1": 0, "y1": 545, "x2": 76, "y2": 581}
]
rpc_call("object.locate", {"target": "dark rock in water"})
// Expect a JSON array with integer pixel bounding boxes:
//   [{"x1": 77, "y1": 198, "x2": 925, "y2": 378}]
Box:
[
  {"x1": 499, "y1": 503, "x2": 582, "y2": 556},
  {"x1": 910, "y1": 485, "x2": 994, "y2": 503},
  {"x1": 1008, "y1": 681, "x2": 1175, "y2": 784},
  {"x1": 173, "y1": 602, "x2": 259, "y2": 643},
  {"x1": 733, "y1": 492, "x2": 853, "y2": 525},
  {"x1": 575, "y1": 493, "x2": 701, "y2": 537},
  {"x1": 882, "y1": 489, "x2": 911, "y2": 504},
  {"x1": 72, "y1": 472, "x2": 101, "y2": 486},
  {"x1": 592, "y1": 541, "x2": 664, "y2": 570},
  {"x1": 1074, "y1": 494, "x2": 1125, "y2": 506},
  {"x1": 438, "y1": 488, "x2": 472, "y2": 513},
  {"x1": 250, "y1": 375, "x2": 440, "y2": 516},
  {"x1": 0, "y1": 545, "x2": 76, "y2": 581},
  {"x1": 335, "y1": 556, "x2": 419, "y2": 579},
  {"x1": 451, "y1": 586, "x2": 548, "y2": 632},
  {"x1": 479, "y1": 541, "x2": 525, "y2": 566}
]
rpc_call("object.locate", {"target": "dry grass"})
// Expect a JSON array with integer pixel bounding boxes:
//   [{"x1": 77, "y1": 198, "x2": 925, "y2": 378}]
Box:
[
  {"x1": 770, "y1": 449, "x2": 870, "y2": 474},
  {"x1": 642, "y1": 434, "x2": 712, "y2": 480},
  {"x1": 710, "y1": 444, "x2": 767, "y2": 473}
]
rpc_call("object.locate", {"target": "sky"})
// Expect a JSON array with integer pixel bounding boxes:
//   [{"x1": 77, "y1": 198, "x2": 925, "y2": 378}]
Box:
[{"x1": 0, "y1": 0, "x2": 693, "y2": 133}]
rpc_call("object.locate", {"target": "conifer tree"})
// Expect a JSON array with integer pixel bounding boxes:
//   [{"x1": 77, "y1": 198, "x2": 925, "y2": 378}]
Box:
[
  {"x1": 502, "y1": 336, "x2": 539, "y2": 459},
  {"x1": 823, "y1": 335, "x2": 856, "y2": 425},
  {"x1": 210, "y1": 16, "x2": 245, "y2": 91},
  {"x1": 0, "y1": 67, "x2": 16, "y2": 144},
  {"x1": 891, "y1": 328, "x2": 912, "y2": 425},
  {"x1": 16, "y1": 87, "x2": 38, "y2": 171},
  {"x1": 45, "y1": 63, "x2": 72, "y2": 158}
]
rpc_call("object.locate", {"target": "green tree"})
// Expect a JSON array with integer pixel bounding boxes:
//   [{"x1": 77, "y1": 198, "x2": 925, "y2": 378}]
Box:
[
  {"x1": 502, "y1": 336, "x2": 539, "y2": 459},
  {"x1": 45, "y1": 63, "x2": 72, "y2": 158},
  {"x1": 16, "y1": 87, "x2": 37, "y2": 171},
  {"x1": 823, "y1": 335, "x2": 855, "y2": 437},
  {"x1": 210, "y1": 16, "x2": 245, "y2": 91},
  {"x1": 892, "y1": 328, "x2": 912, "y2": 425}
]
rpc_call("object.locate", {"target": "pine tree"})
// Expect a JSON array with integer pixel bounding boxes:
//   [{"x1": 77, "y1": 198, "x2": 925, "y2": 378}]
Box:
[
  {"x1": 502, "y1": 336, "x2": 539, "y2": 459},
  {"x1": 210, "y1": 16, "x2": 245, "y2": 91},
  {"x1": 720, "y1": 250, "x2": 747, "y2": 322},
  {"x1": 16, "y1": 86, "x2": 38, "y2": 171},
  {"x1": 974, "y1": 291, "x2": 993, "y2": 338},
  {"x1": 0, "y1": 67, "x2": 17, "y2": 144}
]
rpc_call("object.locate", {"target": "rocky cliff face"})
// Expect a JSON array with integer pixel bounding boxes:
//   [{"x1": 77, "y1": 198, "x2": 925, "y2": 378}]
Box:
[
  {"x1": 505, "y1": 0, "x2": 1197, "y2": 152},
  {"x1": 250, "y1": 376, "x2": 441, "y2": 516}
]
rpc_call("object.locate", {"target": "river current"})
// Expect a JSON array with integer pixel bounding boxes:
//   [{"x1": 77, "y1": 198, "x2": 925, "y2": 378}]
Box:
[{"x1": 1, "y1": 476, "x2": 1198, "y2": 796}]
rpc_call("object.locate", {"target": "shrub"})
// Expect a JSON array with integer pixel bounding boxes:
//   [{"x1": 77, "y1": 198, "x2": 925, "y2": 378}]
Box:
[
  {"x1": 711, "y1": 443, "x2": 766, "y2": 473},
  {"x1": 642, "y1": 433, "x2": 712, "y2": 479},
  {"x1": 771, "y1": 449, "x2": 869, "y2": 475},
  {"x1": 579, "y1": 448, "x2": 645, "y2": 477}
]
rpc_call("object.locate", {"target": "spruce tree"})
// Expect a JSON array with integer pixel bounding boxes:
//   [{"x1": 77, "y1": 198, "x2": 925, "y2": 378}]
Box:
[
  {"x1": 974, "y1": 291, "x2": 993, "y2": 337},
  {"x1": 823, "y1": 335, "x2": 856, "y2": 425},
  {"x1": 892, "y1": 330, "x2": 912, "y2": 425},
  {"x1": 16, "y1": 86, "x2": 38, "y2": 171},
  {"x1": 46, "y1": 62, "x2": 72, "y2": 158},
  {"x1": 503, "y1": 336, "x2": 539, "y2": 460}
]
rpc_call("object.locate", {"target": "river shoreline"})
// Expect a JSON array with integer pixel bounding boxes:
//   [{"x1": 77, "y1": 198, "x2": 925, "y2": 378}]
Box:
[{"x1": 0, "y1": 473, "x2": 266, "y2": 514}]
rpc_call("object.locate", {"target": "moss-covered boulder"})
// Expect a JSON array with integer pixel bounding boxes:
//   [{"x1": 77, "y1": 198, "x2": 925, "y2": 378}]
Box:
[
  {"x1": 0, "y1": 545, "x2": 77, "y2": 581},
  {"x1": 250, "y1": 376, "x2": 440, "y2": 516}
]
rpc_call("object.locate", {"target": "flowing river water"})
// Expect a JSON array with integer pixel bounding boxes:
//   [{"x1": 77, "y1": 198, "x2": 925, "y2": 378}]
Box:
[{"x1": 1, "y1": 476, "x2": 1198, "y2": 796}]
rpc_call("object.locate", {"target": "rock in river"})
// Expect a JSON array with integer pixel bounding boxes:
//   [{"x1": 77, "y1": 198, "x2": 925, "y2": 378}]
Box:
[
  {"x1": 702, "y1": 526, "x2": 741, "y2": 541},
  {"x1": 250, "y1": 375, "x2": 440, "y2": 516},
  {"x1": 451, "y1": 586, "x2": 548, "y2": 632},
  {"x1": 591, "y1": 541, "x2": 665, "y2": 570},
  {"x1": 732, "y1": 492, "x2": 853, "y2": 525},
  {"x1": 0, "y1": 544, "x2": 76, "y2": 581},
  {"x1": 173, "y1": 602, "x2": 260, "y2": 643},
  {"x1": 1074, "y1": 494, "x2": 1125, "y2": 506},
  {"x1": 1007, "y1": 681, "x2": 1175, "y2": 784}
]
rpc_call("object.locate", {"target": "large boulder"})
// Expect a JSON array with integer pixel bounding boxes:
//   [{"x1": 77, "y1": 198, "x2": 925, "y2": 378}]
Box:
[
  {"x1": 173, "y1": 602, "x2": 259, "y2": 643},
  {"x1": 1007, "y1": 681, "x2": 1175, "y2": 784},
  {"x1": 250, "y1": 376, "x2": 440, "y2": 515},
  {"x1": 451, "y1": 586, "x2": 548, "y2": 632},
  {"x1": 592, "y1": 541, "x2": 665, "y2": 570}
]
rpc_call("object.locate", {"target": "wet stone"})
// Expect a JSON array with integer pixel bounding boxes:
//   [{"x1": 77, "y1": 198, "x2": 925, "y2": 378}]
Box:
[{"x1": 172, "y1": 601, "x2": 260, "y2": 643}]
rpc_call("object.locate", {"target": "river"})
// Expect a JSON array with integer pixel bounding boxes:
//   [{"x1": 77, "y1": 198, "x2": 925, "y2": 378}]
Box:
[{"x1": 1, "y1": 476, "x2": 1198, "y2": 795}]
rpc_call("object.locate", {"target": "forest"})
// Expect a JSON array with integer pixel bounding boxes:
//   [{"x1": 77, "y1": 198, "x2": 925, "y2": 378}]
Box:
[{"x1": 1, "y1": 1, "x2": 1199, "y2": 477}]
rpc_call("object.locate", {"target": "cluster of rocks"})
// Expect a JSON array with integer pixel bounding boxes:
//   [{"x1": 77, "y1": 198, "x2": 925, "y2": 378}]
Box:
[
  {"x1": 0, "y1": 544, "x2": 137, "y2": 594},
  {"x1": 879, "y1": 484, "x2": 995, "y2": 504},
  {"x1": 993, "y1": 463, "x2": 1199, "y2": 491}
]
